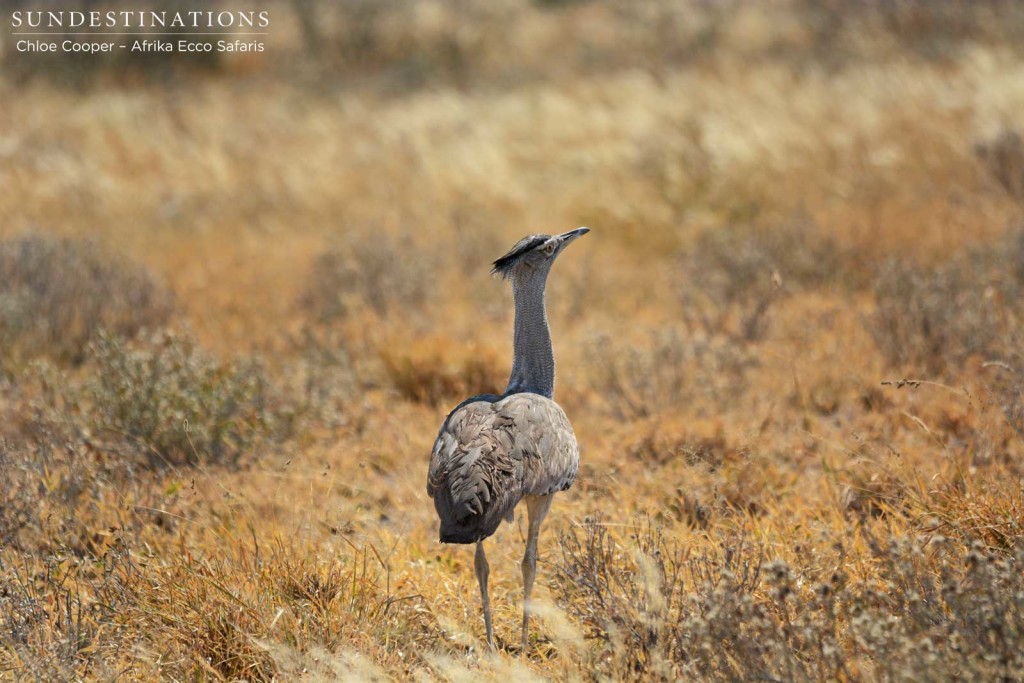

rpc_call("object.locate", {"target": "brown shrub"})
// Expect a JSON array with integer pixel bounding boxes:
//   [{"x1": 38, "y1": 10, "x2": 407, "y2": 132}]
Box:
[
  {"x1": 677, "y1": 221, "x2": 844, "y2": 341},
  {"x1": 304, "y1": 233, "x2": 433, "y2": 322},
  {"x1": 282, "y1": 326, "x2": 360, "y2": 431},
  {"x1": 840, "y1": 467, "x2": 908, "y2": 520},
  {"x1": 918, "y1": 470, "x2": 1024, "y2": 549},
  {"x1": 976, "y1": 128, "x2": 1024, "y2": 202},
  {"x1": 0, "y1": 442, "x2": 43, "y2": 548},
  {"x1": 585, "y1": 328, "x2": 754, "y2": 419},
  {"x1": 0, "y1": 235, "x2": 173, "y2": 366},
  {"x1": 995, "y1": 369, "x2": 1024, "y2": 445},
  {"x1": 794, "y1": 0, "x2": 1024, "y2": 68},
  {"x1": 379, "y1": 336, "x2": 504, "y2": 406},
  {"x1": 620, "y1": 420, "x2": 734, "y2": 469},
  {"x1": 556, "y1": 517, "x2": 1024, "y2": 681},
  {"x1": 869, "y1": 234, "x2": 1024, "y2": 374}
]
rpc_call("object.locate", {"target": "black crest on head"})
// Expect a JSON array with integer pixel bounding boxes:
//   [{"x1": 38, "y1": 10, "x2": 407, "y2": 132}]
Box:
[{"x1": 491, "y1": 234, "x2": 550, "y2": 279}]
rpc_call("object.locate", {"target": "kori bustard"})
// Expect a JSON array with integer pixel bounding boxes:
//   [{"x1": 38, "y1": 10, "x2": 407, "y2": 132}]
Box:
[{"x1": 427, "y1": 228, "x2": 588, "y2": 652}]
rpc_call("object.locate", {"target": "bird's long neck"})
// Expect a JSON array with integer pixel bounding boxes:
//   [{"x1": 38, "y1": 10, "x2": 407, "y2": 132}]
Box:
[{"x1": 505, "y1": 274, "x2": 555, "y2": 399}]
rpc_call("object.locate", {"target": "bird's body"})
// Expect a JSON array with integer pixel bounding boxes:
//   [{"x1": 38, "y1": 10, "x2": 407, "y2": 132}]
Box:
[
  {"x1": 426, "y1": 228, "x2": 588, "y2": 652},
  {"x1": 428, "y1": 392, "x2": 578, "y2": 543}
]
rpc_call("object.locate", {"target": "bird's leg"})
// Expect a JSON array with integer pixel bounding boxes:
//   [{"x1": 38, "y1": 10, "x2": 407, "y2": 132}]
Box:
[
  {"x1": 520, "y1": 495, "x2": 553, "y2": 654},
  {"x1": 475, "y1": 540, "x2": 494, "y2": 650}
]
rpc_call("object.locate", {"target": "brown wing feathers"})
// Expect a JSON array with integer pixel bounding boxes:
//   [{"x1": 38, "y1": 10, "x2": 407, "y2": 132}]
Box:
[{"x1": 428, "y1": 393, "x2": 578, "y2": 544}]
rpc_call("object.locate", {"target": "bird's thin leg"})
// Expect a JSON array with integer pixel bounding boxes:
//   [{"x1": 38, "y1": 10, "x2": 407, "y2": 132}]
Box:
[
  {"x1": 475, "y1": 540, "x2": 494, "y2": 650},
  {"x1": 521, "y1": 495, "x2": 553, "y2": 654}
]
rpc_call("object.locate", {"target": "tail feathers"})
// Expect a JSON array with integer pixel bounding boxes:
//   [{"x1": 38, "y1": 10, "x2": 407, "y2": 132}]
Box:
[
  {"x1": 439, "y1": 525, "x2": 484, "y2": 544},
  {"x1": 437, "y1": 515, "x2": 499, "y2": 544},
  {"x1": 433, "y1": 485, "x2": 508, "y2": 545}
]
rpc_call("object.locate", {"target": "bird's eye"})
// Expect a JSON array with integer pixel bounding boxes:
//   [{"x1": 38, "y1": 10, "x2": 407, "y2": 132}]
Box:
[{"x1": 543, "y1": 242, "x2": 556, "y2": 255}]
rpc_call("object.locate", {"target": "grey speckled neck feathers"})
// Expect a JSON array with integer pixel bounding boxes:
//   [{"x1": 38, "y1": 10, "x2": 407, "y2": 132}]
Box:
[
  {"x1": 505, "y1": 272, "x2": 555, "y2": 398},
  {"x1": 494, "y1": 228, "x2": 588, "y2": 399}
]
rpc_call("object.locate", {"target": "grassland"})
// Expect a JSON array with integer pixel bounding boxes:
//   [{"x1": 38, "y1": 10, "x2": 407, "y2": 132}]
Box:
[{"x1": 2, "y1": 1, "x2": 1024, "y2": 680}]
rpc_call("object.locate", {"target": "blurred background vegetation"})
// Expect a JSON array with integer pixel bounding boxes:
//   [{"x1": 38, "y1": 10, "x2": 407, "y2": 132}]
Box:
[
  {"x1": 3, "y1": 0, "x2": 1024, "y2": 680},
  {"x1": 4, "y1": 0, "x2": 1024, "y2": 89}
]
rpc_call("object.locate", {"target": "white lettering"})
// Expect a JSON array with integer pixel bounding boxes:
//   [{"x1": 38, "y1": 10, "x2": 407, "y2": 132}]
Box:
[
  {"x1": 17, "y1": 40, "x2": 58, "y2": 52},
  {"x1": 218, "y1": 40, "x2": 265, "y2": 53},
  {"x1": 178, "y1": 40, "x2": 212, "y2": 53},
  {"x1": 62, "y1": 40, "x2": 115, "y2": 53}
]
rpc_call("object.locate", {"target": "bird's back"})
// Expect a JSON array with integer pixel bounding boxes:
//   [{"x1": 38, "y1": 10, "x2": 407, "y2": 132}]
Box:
[{"x1": 427, "y1": 392, "x2": 579, "y2": 544}]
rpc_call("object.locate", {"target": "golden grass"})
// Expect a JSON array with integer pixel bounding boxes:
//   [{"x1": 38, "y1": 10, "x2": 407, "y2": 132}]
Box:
[{"x1": 3, "y1": 1, "x2": 1024, "y2": 679}]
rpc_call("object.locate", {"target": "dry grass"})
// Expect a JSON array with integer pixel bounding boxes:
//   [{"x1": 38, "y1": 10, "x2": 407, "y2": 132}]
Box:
[{"x1": 3, "y1": 0, "x2": 1024, "y2": 680}]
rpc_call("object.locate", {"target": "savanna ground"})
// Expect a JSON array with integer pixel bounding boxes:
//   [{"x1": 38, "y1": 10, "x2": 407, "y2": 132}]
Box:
[{"x1": 2, "y1": 1, "x2": 1024, "y2": 680}]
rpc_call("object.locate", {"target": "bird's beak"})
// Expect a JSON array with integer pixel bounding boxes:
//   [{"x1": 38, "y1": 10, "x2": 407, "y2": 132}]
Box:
[{"x1": 558, "y1": 227, "x2": 590, "y2": 245}]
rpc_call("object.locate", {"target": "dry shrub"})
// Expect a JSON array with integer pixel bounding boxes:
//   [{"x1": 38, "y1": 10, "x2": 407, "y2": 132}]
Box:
[
  {"x1": 919, "y1": 471, "x2": 1024, "y2": 549},
  {"x1": 619, "y1": 419, "x2": 735, "y2": 469},
  {"x1": 678, "y1": 222, "x2": 844, "y2": 341},
  {"x1": 297, "y1": 0, "x2": 496, "y2": 86},
  {"x1": 976, "y1": 128, "x2": 1024, "y2": 203},
  {"x1": 0, "y1": 235, "x2": 172, "y2": 365},
  {"x1": 273, "y1": 543, "x2": 441, "y2": 657},
  {"x1": 840, "y1": 466, "x2": 909, "y2": 520},
  {"x1": 850, "y1": 534, "x2": 1024, "y2": 681},
  {"x1": 197, "y1": 612, "x2": 276, "y2": 682},
  {"x1": 17, "y1": 328, "x2": 348, "y2": 473},
  {"x1": 974, "y1": 316, "x2": 1024, "y2": 452},
  {"x1": 794, "y1": 0, "x2": 1024, "y2": 68},
  {"x1": 870, "y1": 258, "x2": 995, "y2": 373},
  {"x1": 293, "y1": 0, "x2": 1024, "y2": 91},
  {"x1": 673, "y1": 457, "x2": 776, "y2": 528},
  {"x1": 379, "y1": 336, "x2": 504, "y2": 406},
  {"x1": 992, "y1": 364, "x2": 1024, "y2": 445},
  {"x1": 121, "y1": 554, "x2": 277, "y2": 681},
  {"x1": 283, "y1": 326, "x2": 359, "y2": 431},
  {"x1": 87, "y1": 330, "x2": 280, "y2": 468},
  {"x1": 0, "y1": 432, "x2": 174, "y2": 678},
  {"x1": 291, "y1": 0, "x2": 721, "y2": 91},
  {"x1": 869, "y1": 233, "x2": 1024, "y2": 374},
  {"x1": 0, "y1": 442, "x2": 43, "y2": 548},
  {"x1": 632, "y1": 117, "x2": 715, "y2": 229},
  {"x1": 715, "y1": 457, "x2": 776, "y2": 518},
  {"x1": 304, "y1": 233, "x2": 433, "y2": 322},
  {"x1": 0, "y1": 420, "x2": 140, "y2": 558},
  {"x1": 614, "y1": 420, "x2": 774, "y2": 527},
  {"x1": 585, "y1": 328, "x2": 753, "y2": 419},
  {"x1": 867, "y1": 0, "x2": 1024, "y2": 62},
  {"x1": 555, "y1": 518, "x2": 803, "y2": 681},
  {"x1": 556, "y1": 517, "x2": 1024, "y2": 681}
]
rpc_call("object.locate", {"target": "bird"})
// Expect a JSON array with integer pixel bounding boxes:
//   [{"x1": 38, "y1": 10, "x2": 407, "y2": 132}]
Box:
[{"x1": 427, "y1": 227, "x2": 589, "y2": 653}]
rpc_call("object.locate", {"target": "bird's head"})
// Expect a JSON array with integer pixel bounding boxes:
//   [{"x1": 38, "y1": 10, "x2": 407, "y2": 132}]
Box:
[{"x1": 491, "y1": 228, "x2": 590, "y2": 281}]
